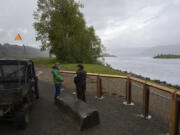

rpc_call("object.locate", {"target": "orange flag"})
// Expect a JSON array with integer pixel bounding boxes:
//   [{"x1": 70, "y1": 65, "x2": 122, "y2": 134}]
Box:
[{"x1": 15, "y1": 34, "x2": 22, "y2": 40}]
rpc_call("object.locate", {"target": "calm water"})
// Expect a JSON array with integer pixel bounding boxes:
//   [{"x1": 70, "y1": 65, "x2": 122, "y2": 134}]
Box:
[{"x1": 105, "y1": 57, "x2": 180, "y2": 85}]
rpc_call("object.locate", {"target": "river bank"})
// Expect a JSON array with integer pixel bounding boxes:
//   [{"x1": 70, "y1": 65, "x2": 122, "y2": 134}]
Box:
[{"x1": 31, "y1": 57, "x2": 180, "y2": 91}]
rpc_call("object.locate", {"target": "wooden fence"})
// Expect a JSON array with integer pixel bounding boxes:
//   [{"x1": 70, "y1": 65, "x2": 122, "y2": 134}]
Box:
[{"x1": 60, "y1": 70, "x2": 180, "y2": 135}]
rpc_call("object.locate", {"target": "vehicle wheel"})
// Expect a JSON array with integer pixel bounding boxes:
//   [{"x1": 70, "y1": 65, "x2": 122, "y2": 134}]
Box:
[
  {"x1": 35, "y1": 82, "x2": 40, "y2": 99},
  {"x1": 14, "y1": 106, "x2": 29, "y2": 129},
  {"x1": 36, "y1": 90, "x2": 40, "y2": 99},
  {"x1": 29, "y1": 89, "x2": 35, "y2": 104}
]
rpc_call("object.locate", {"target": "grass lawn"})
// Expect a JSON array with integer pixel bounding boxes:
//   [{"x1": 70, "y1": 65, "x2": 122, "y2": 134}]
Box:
[{"x1": 31, "y1": 57, "x2": 126, "y2": 76}]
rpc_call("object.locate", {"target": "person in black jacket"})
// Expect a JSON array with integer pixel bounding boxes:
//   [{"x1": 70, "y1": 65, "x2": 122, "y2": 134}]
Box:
[{"x1": 74, "y1": 64, "x2": 87, "y2": 102}]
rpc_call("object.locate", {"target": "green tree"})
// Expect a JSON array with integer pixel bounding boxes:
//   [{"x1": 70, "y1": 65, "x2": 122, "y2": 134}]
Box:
[{"x1": 34, "y1": 0, "x2": 103, "y2": 63}]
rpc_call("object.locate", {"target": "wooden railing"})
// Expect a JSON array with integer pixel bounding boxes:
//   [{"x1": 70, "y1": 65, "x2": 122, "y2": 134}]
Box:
[{"x1": 60, "y1": 70, "x2": 180, "y2": 135}]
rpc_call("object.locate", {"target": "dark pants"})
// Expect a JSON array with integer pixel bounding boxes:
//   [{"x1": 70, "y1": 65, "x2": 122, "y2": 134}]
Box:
[
  {"x1": 54, "y1": 84, "x2": 61, "y2": 104},
  {"x1": 76, "y1": 85, "x2": 86, "y2": 102}
]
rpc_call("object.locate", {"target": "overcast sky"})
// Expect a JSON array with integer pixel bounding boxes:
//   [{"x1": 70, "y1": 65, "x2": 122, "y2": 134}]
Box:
[{"x1": 0, "y1": 0, "x2": 180, "y2": 49}]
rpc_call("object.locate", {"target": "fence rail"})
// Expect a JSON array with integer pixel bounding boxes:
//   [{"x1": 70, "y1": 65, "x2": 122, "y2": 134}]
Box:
[{"x1": 60, "y1": 70, "x2": 180, "y2": 135}]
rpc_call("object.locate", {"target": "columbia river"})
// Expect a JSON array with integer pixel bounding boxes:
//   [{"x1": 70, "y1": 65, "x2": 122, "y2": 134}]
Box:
[{"x1": 105, "y1": 56, "x2": 180, "y2": 85}]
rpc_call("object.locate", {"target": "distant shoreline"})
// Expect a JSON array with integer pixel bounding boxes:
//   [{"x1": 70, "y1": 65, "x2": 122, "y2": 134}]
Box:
[
  {"x1": 153, "y1": 54, "x2": 180, "y2": 59},
  {"x1": 102, "y1": 53, "x2": 117, "y2": 57}
]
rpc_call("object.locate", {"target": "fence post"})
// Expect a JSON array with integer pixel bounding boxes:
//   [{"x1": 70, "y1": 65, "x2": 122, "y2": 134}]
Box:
[
  {"x1": 97, "y1": 75, "x2": 102, "y2": 99},
  {"x1": 126, "y1": 75, "x2": 132, "y2": 104},
  {"x1": 169, "y1": 93, "x2": 179, "y2": 135},
  {"x1": 142, "y1": 83, "x2": 150, "y2": 118}
]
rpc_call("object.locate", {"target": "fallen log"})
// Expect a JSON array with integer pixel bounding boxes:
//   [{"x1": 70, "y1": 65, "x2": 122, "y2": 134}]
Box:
[{"x1": 57, "y1": 94, "x2": 100, "y2": 130}]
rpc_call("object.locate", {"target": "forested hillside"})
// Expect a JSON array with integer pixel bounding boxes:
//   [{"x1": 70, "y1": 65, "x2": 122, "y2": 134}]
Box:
[{"x1": 0, "y1": 43, "x2": 49, "y2": 58}]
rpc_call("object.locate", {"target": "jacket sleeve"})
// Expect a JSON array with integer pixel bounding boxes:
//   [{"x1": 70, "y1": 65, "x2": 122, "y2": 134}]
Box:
[{"x1": 54, "y1": 70, "x2": 64, "y2": 82}]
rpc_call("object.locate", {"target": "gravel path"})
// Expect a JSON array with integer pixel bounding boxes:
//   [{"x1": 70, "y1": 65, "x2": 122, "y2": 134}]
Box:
[{"x1": 0, "y1": 67, "x2": 169, "y2": 135}]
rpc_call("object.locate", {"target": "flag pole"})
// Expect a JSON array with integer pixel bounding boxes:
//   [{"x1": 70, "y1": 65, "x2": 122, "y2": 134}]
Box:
[{"x1": 23, "y1": 44, "x2": 26, "y2": 58}]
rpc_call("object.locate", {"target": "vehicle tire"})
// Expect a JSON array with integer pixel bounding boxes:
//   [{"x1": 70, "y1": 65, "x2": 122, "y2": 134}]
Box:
[
  {"x1": 36, "y1": 89, "x2": 40, "y2": 99},
  {"x1": 29, "y1": 88, "x2": 35, "y2": 104},
  {"x1": 35, "y1": 81, "x2": 40, "y2": 99},
  {"x1": 14, "y1": 105, "x2": 29, "y2": 129}
]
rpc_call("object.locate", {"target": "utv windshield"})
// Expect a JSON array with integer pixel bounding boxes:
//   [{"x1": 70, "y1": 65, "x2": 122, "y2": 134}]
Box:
[
  {"x1": 0, "y1": 64, "x2": 26, "y2": 90},
  {"x1": 1, "y1": 65, "x2": 25, "y2": 78}
]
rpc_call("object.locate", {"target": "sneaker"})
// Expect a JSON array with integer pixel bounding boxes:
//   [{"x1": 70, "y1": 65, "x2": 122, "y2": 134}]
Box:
[{"x1": 72, "y1": 92, "x2": 76, "y2": 95}]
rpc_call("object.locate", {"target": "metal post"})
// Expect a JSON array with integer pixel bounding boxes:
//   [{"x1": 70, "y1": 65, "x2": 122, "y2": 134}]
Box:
[
  {"x1": 97, "y1": 75, "x2": 102, "y2": 99},
  {"x1": 126, "y1": 75, "x2": 131, "y2": 104},
  {"x1": 169, "y1": 93, "x2": 179, "y2": 135},
  {"x1": 23, "y1": 44, "x2": 26, "y2": 58},
  {"x1": 142, "y1": 84, "x2": 150, "y2": 118}
]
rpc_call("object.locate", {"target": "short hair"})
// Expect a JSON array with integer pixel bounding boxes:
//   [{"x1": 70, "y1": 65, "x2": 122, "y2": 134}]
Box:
[
  {"x1": 56, "y1": 62, "x2": 60, "y2": 66},
  {"x1": 77, "y1": 64, "x2": 84, "y2": 69}
]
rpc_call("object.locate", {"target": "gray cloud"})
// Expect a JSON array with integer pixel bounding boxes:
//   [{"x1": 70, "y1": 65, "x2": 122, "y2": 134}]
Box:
[
  {"x1": 79, "y1": 0, "x2": 180, "y2": 48},
  {"x1": 0, "y1": 0, "x2": 180, "y2": 49},
  {"x1": 0, "y1": 0, "x2": 37, "y2": 47}
]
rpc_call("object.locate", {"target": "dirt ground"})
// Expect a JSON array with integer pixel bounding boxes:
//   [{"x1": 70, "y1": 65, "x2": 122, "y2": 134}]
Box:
[{"x1": 0, "y1": 67, "x2": 169, "y2": 135}]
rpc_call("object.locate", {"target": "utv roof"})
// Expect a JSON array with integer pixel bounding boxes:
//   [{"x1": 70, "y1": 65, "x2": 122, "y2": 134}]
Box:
[{"x1": 0, "y1": 59, "x2": 33, "y2": 65}]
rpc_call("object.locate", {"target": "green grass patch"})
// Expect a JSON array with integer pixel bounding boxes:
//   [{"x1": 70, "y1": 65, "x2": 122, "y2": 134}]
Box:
[
  {"x1": 31, "y1": 57, "x2": 126, "y2": 76},
  {"x1": 31, "y1": 57, "x2": 57, "y2": 67},
  {"x1": 62, "y1": 64, "x2": 126, "y2": 75}
]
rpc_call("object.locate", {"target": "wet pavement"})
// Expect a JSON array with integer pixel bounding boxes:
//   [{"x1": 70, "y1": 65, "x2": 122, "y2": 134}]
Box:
[{"x1": 0, "y1": 81, "x2": 168, "y2": 135}]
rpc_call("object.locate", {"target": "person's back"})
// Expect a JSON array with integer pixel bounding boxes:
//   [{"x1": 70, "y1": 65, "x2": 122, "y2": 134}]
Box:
[
  {"x1": 74, "y1": 64, "x2": 87, "y2": 102},
  {"x1": 76, "y1": 69, "x2": 86, "y2": 87}
]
